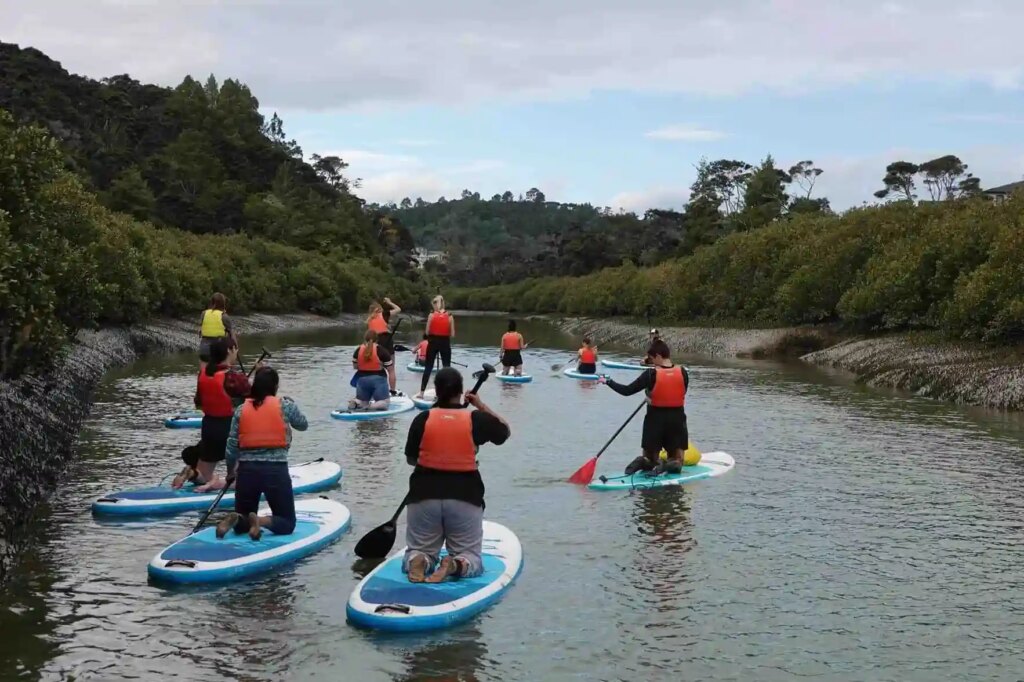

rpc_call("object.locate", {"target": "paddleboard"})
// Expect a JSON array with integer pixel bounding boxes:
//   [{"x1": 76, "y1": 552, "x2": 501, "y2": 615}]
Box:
[
  {"x1": 413, "y1": 389, "x2": 437, "y2": 410},
  {"x1": 331, "y1": 395, "x2": 416, "y2": 421},
  {"x1": 407, "y1": 362, "x2": 426, "y2": 373},
  {"x1": 588, "y1": 451, "x2": 735, "y2": 491},
  {"x1": 600, "y1": 359, "x2": 647, "y2": 371},
  {"x1": 164, "y1": 411, "x2": 202, "y2": 429},
  {"x1": 148, "y1": 497, "x2": 350, "y2": 584},
  {"x1": 496, "y1": 374, "x2": 532, "y2": 383},
  {"x1": 563, "y1": 367, "x2": 602, "y2": 381},
  {"x1": 92, "y1": 460, "x2": 342, "y2": 516},
  {"x1": 347, "y1": 520, "x2": 522, "y2": 632}
]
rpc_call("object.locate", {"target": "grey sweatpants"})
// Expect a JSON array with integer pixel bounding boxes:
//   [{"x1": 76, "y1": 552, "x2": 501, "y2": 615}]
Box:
[{"x1": 402, "y1": 499, "x2": 484, "y2": 578}]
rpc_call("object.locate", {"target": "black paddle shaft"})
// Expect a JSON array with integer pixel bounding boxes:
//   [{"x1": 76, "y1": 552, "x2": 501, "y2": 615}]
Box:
[
  {"x1": 244, "y1": 348, "x2": 272, "y2": 378},
  {"x1": 191, "y1": 475, "x2": 236, "y2": 534},
  {"x1": 593, "y1": 400, "x2": 646, "y2": 462}
]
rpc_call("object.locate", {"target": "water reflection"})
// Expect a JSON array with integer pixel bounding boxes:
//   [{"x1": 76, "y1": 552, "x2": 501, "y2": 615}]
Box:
[{"x1": 394, "y1": 626, "x2": 490, "y2": 682}]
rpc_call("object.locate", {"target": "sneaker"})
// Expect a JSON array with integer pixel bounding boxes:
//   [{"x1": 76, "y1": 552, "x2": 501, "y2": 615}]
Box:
[
  {"x1": 624, "y1": 455, "x2": 655, "y2": 475},
  {"x1": 216, "y1": 512, "x2": 240, "y2": 539}
]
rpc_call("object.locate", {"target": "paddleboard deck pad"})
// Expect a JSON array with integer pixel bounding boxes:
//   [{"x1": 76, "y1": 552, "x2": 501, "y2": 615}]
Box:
[
  {"x1": 331, "y1": 395, "x2": 415, "y2": 421},
  {"x1": 347, "y1": 520, "x2": 522, "y2": 632},
  {"x1": 92, "y1": 460, "x2": 342, "y2": 516},
  {"x1": 413, "y1": 389, "x2": 437, "y2": 410},
  {"x1": 496, "y1": 374, "x2": 532, "y2": 383},
  {"x1": 164, "y1": 411, "x2": 202, "y2": 428},
  {"x1": 148, "y1": 497, "x2": 350, "y2": 583},
  {"x1": 589, "y1": 451, "x2": 734, "y2": 491},
  {"x1": 563, "y1": 367, "x2": 602, "y2": 381}
]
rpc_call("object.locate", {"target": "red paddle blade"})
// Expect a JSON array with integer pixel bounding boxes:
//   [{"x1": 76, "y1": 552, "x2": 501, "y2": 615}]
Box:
[{"x1": 568, "y1": 457, "x2": 597, "y2": 485}]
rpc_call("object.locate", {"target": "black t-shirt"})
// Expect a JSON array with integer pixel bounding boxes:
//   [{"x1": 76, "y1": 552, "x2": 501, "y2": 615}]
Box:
[
  {"x1": 404, "y1": 405, "x2": 510, "y2": 508},
  {"x1": 351, "y1": 345, "x2": 394, "y2": 377},
  {"x1": 606, "y1": 365, "x2": 690, "y2": 414}
]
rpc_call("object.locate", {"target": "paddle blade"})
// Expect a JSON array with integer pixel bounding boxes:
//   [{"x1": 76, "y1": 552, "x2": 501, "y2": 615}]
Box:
[
  {"x1": 568, "y1": 457, "x2": 598, "y2": 485},
  {"x1": 354, "y1": 522, "x2": 397, "y2": 559}
]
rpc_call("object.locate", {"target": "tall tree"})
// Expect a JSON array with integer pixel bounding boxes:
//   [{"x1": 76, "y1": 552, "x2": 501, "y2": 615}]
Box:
[
  {"x1": 103, "y1": 165, "x2": 155, "y2": 220},
  {"x1": 787, "y1": 160, "x2": 823, "y2": 198},
  {"x1": 919, "y1": 155, "x2": 981, "y2": 201},
  {"x1": 689, "y1": 158, "x2": 752, "y2": 215},
  {"x1": 874, "y1": 161, "x2": 920, "y2": 202},
  {"x1": 525, "y1": 187, "x2": 545, "y2": 203},
  {"x1": 739, "y1": 155, "x2": 789, "y2": 230}
]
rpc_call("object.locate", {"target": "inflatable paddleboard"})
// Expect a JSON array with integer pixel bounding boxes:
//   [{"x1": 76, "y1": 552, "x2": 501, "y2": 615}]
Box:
[
  {"x1": 331, "y1": 395, "x2": 415, "y2": 421},
  {"x1": 600, "y1": 359, "x2": 646, "y2": 371},
  {"x1": 413, "y1": 389, "x2": 436, "y2": 410},
  {"x1": 148, "y1": 497, "x2": 350, "y2": 584},
  {"x1": 347, "y1": 520, "x2": 522, "y2": 632},
  {"x1": 563, "y1": 367, "x2": 602, "y2": 381},
  {"x1": 589, "y1": 451, "x2": 735, "y2": 491},
  {"x1": 407, "y1": 362, "x2": 426, "y2": 373},
  {"x1": 496, "y1": 374, "x2": 532, "y2": 383},
  {"x1": 92, "y1": 460, "x2": 342, "y2": 516},
  {"x1": 164, "y1": 411, "x2": 202, "y2": 429}
]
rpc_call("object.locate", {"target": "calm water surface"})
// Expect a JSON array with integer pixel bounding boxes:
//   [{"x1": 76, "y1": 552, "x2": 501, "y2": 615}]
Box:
[{"x1": 2, "y1": 316, "x2": 1024, "y2": 681}]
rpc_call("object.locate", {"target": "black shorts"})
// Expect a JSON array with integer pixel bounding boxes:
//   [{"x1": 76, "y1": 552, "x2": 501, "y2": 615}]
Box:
[
  {"x1": 578, "y1": 362, "x2": 596, "y2": 375},
  {"x1": 501, "y1": 349, "x2": 523, "y2": 367},
  {"x1": 199, "y1": 415, "x2": 232, "y2": 463},
  {"x1": 641, "y1": 408, "x2": 688, "y2": 452}
]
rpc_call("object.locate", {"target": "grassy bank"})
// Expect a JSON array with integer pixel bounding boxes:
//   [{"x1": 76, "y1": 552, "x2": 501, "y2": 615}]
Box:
[{"x1": 451, "y1": 198, "x2": 1024, "y2": 344}]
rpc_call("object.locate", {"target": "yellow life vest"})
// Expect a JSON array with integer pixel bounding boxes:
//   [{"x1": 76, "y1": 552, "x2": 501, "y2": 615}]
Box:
[{"x1": 201, "y1": 309, "x2": 226, "y2": 338}]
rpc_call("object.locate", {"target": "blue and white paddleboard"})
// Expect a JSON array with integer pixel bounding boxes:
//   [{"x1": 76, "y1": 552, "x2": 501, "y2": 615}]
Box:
[
  {"x1": 406, "y1": 362, "x2": 426, "y2": 374},
  {"x1": 588, "y1": 452, "x2": 735, "y2": 491},
  {"x1": 92, "y1": 460, "x2": 342, "y2": 516},
  {"x1": 148, "y1": 497, "x2": 351, "y2": 584},
  {"x1": 330, "y1": 395, "x2": 416, "y2": 421},
  {"x1": 412, "y1": 389, "x2": 436, "y2": 410},
  {"x1": 347, "y1": 520, "x2": 523, "y2": 632},
  {"x1": 496, "y1": 374, "x2": 532, "y2": 383},
  {"x1": 600, "y1": 359, "x2": 646, "y2": 371},
  {"x1": 563, "y1": 367, "x2": 602, "y2": 381},
  {"x1": 164, "y1": 410, "x2": 202, "y2": 429}
]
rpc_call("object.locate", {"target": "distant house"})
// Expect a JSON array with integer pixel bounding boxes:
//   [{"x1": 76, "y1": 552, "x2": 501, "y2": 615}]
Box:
[
  {"x1": 983, "y1": 180, "x2": 1024, "y2": 203},
  {"x1": 412, "y1": 248, "x2": 446, "y2": 269}
]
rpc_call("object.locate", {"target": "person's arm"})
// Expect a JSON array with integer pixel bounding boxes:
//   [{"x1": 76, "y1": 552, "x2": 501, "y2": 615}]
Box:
[
  {"x1": 605, "y1": 369, "x2": 655, "y2": 396},
  {"x1": 385, "y1": 297, "x2": 401, "y2": 315},
  {"x1": 449, "y1": 315, "x2": 456, "y2": 339},
  {"x1": 223, "y1": 369, "x2": 251, "y2": 400},
  {"x1": 405, "y1": 412, "x2": 428, "y2": 465},
  {"x1": 519, "y1": 333, "x2": 527, "y2": 348},
  {"x1": 351, "y1": 347, "x2": 359, "y2": 369},
  {"x1": 225, "y1": 407, "x2": 242, "y2": 472},
  {"x1": 379, "y1": 348, "x2": 394, "y2": 367},
  {"x1": 466, "y1": 393, "x2": 509, "y2": 438},
  {"x1": 222, "y1": 313, "x2": 233, "y2": 336},
  {"x1": 281, "y1": 397, "x2": 308, "y2": 431},
  {"x1": 194, "y1": 373, "x2": 202, "y2": 409},
  {"x1": 682, "y1": 367, "x2": 690, "y2": 391},
  {"x1": 471, "y1": 409, "x2": 511, "y2": 446}
]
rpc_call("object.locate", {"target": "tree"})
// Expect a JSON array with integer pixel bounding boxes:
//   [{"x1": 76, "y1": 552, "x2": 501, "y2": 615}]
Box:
[
  {"x1": 400, "y1": 197, "x2": 412, "y2": 209},
  {"x1": 525, "y1": 187, "x2": 545, "y2": 203},
  {"x1": 461, "y1": 189, "x2": 474, "y2": 199},
  {"x1": 788, "y1": 160, "x2": 823, "y2": 198},
  {"x1": 501, "y1": 190, "x2": 514, "y2": 202},
  {"x1": 874, "y1": 161, "x2": 919, "y2": 202},
  {"x1": 689, "y1": 158, "x2": 752, "y2": 215},
  {"x1": 738, "y1": 155, "x2": 789, "y2": 230},
  {"x1": 491, "y1": 193, "x2": 501, "y2": 202},
  {"x1": 310, "y1": 154, "x2": 353, "y2": 193},
  {"x1": 103, "y1": 165, "x2": 155, "y2": 220},
  {"x1": 789, "y1": 197, "x2": 832, "y2": 214},
  {"x1": 919, "y1": 155, "x2": 980, "y2": 201}
]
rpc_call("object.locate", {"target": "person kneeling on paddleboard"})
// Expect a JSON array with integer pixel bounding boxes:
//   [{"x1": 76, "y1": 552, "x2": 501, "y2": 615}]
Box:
[
  {"x1": 216, "y1": 367, "x2": 308, "y2": 540},
  {"x1": 414, "y1": 334, "x2": 428, "y2": 366},
  {"x1": 174, "y1": 338, "x2": 252, "y2": 490},
  {"x1": 499, "y1": 320, "x2": 527, "y2": 376},
  {"x1": 578, "y1": 338, "x2": 598, "y2": 374},
  {"x1": 403, "y1": 368, "x2": 510, "y2": 582},
  {"x1": 350, "y1": 330, "x2": 394, "y2": 411},
  {"x1": 599, "y1": 339, "x2": 689, "y2": 476}
]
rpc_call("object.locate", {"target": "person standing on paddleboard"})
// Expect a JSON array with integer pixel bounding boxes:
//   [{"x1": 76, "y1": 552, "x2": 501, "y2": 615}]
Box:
[
  {"x1": 368, "y1": 298, "x2": 402, "y2": 393},
  {"x1": 349, "y1": 330, "x2": 394, "y2": 411},
  {"x1": 640, "y1": 328, "x2": 660, "y2": 366},
  {"x1": 174, "y1": 338, "x2": 254, "y2": 490},
  {"x1": 216, "y1": 367, "x2": 308, "y2": 541},
  {"x1": 578, "y1": 337, "x2": 598, "y2": 374},
  {"x1": 403, "y1": 368, "x2": 510, "y2": 582},
  {"x1": 499, "y1": 320, "x2": 527, "y2": 376},
  {"x1": 416, "y1": 296, "x2": 455, "y2": 399},
  {"x1": 599, "y1": 339, "x2": 689, "y2": 475},
  {"x1": 198, "y1": 293, "x2": 236, "y2": 364}
]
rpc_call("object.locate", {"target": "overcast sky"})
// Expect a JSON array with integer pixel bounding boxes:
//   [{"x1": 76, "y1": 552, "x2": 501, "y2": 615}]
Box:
[{"x1": 5, "y1": 0, "x2": 1024, "y2": 211}]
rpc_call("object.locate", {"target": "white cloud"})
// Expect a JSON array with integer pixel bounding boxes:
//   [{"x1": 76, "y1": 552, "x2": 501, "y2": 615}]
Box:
[
  {"x1": 5, "y1": 1, "x2": 1024, "y2": 110},
  {"x1": 644, "y1": 125, "x2": 727, "y2": 142},
  {"x1": 609, "y1": 186, "x2": 691, "y2": 213},
  {"x1": 329, "y1": 150, "x2": 510, "y2": 203}
]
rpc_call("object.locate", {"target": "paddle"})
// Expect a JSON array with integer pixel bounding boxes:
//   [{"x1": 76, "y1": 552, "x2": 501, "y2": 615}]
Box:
[
  {"x1": 244, "y1": 348, "x2": 271, "y2": 378},
  {"x1": 353, "y1": 362, "x2": 496, "y2": 559},
  {"x1": 568, "y1": 399, "x2": 646, "y2": 485},
  {"x1": 191, "y1": 474, "x2": 236, "y2": 534}
]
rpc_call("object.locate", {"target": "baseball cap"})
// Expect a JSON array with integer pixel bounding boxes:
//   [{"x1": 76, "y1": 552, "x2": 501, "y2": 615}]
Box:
[{"x1": 649, "y1": 328, "x2": 659, "y2": 335}]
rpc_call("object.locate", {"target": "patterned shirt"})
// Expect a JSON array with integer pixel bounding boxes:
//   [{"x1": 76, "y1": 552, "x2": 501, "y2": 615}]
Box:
[{"x1": 225, "y1": 397, "x2": 308, "y2": 470}]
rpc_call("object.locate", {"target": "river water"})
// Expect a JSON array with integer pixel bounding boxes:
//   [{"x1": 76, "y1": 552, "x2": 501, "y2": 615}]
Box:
[{"x1": 2, "y1": 315, "x2": 1024, "y2": 681}]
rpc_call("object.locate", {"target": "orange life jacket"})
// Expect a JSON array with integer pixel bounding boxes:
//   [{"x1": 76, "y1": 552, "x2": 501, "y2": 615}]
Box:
[
  {"x1": 579, "y1": 347, "x2": 597, "y2": 364},
  {"x1": 649, "y1": 366, "x2": 686, "y2": 408},
  {"x1": 356, "y1": 343, "x2": 383, "y2": 372},
  {"x1": 427, "y1": 311, "x2": 452, "y2": 337},
  {"x1": 418, "y1": 409, "x2": 477, "y2": 472},
  {"x1": 416, "y1": 341, "x2": 428, "y2": 360},
  {"x1": 238, "y1": 396, "x2": 288, "y2": 449},
  {"x1": 196, "y1": 366, "x2": 235, "y2": 418},
  {"x1": 368, "y1": 312, "x2": 389, "y2": 334},
  {"x1": 501, "y1": 332, "x2": 522, "y2": 350}
]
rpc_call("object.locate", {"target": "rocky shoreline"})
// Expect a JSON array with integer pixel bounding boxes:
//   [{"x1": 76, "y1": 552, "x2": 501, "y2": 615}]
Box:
[
  {"x1": 541, "y1": 316, "x2": 1024, "y2": 410},
  {"x1": 0, "y1": 313, "x2": 361, "y2": 585}
]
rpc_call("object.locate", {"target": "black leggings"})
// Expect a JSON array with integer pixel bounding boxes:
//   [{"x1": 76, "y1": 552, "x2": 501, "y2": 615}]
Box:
[{"x1": 420, "y1": 336, "x2": 452, "y2": 391}]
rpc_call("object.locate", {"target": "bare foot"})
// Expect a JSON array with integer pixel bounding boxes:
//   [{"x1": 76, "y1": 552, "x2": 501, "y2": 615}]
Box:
[
  {"x1": 248, "y1": 512, "x2": 262, "y2": 541},
  {"x1": 407, "y1": 555, "x2": 429, "y2": 583},
  {"x1": 425, "y1": 556, "x2": 459, "y2": 583},
  {"x1": 171, "y1": 466, "x2": 194, "y2": 490},
  {"x1": 215, "y1": 512, "x2": 240, "y2": 539}
]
